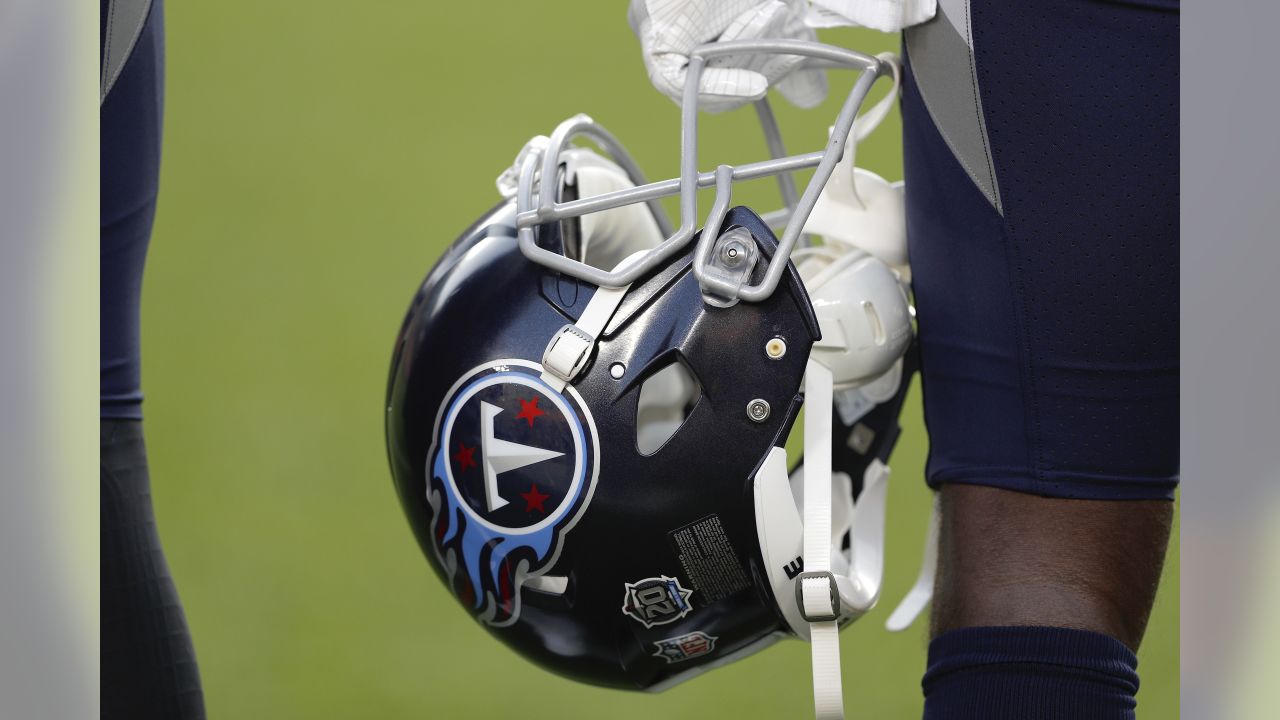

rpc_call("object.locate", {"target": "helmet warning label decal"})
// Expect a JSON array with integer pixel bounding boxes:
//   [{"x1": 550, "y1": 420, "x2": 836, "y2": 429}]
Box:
[{"x1": 669, "y1": 514, "x2": 750, "y2": 603}]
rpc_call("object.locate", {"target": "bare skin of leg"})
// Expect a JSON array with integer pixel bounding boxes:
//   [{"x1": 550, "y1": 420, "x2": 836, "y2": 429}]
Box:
[{"x1": 930, "y1": 485, "x2": 1174, "y2": 651}]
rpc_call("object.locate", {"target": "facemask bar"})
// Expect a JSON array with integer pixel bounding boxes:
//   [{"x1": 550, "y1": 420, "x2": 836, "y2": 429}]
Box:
[
  {"x1": 518, "y1": 117, "x2": 677, "y2": 241},
  {"x1": 515, "y1": 39, "x2": 894, "y2": 304},
  {"x1": 752, "y1": 99, "x2": 801, "y2": 225}
]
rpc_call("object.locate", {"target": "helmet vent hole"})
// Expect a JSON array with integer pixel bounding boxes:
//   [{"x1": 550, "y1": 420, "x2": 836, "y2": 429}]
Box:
[
  {"x1": 635, "y1": 358, "x2": 701, "y2": 456},
  {"x1": 863, "y1": 301, "x2": 886, "y2": 346}
]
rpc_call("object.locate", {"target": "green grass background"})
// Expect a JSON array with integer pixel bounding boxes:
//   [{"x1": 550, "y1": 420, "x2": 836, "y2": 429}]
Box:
[{"x1": 145, "y1": 3, "x2": 1179, "y2": 717}]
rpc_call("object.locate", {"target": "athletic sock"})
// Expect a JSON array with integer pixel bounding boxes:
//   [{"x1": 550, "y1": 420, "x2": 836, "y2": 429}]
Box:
[{"x1": 922, "y1": 625, "x2": 1140, "y2": 719}]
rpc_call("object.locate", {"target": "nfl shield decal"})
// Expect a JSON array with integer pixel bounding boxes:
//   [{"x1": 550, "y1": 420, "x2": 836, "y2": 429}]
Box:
[
  {"x1": 652, "y1": 631, "x2": 717, "y2": 663},
  {"x1": 621, "y1": 575, "x2": 694, "y2": 628},
  {"x1": 425, "y1": 360, "x2": 599, "y2": 626}
]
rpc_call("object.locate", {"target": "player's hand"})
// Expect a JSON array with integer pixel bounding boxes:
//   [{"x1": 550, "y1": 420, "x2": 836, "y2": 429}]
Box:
[{"x1": 628, "y1": 0, "x2": 828, "y2": 113}]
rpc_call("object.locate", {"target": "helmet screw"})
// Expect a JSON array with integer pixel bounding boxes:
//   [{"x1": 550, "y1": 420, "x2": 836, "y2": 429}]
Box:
[
  {"x1": 609, "y1": 362, "x2": 626, "y2": 379},
  {"x1": 747, "y1": 399, "x2": 771, "y2": 423},
  {"x1": 720, "y1": 239, "x2": 748, "y2": 268},
  {"x1": 765, "y1": 337, "x2": 787, "y2": 359}
]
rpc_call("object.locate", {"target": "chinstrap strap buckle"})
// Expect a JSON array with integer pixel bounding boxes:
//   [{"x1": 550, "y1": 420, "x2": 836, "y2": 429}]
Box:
[{"x1": 796, "y1": 571, "x2": 842, "y2": 623}]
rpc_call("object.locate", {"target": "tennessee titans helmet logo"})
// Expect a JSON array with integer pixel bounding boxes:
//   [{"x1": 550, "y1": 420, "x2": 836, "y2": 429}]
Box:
[{"x1": 425, "y1": 359, "x2": 599, "y2": 626}]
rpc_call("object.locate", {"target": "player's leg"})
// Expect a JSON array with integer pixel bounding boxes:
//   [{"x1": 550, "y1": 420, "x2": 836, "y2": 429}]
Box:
[
  {"x1": 931, "y1": 487, "x2": 1171, "y2": 651},
  {"x1": 101, "y1": 1, "x2": 206, "y2": 716},
  {"x1": 902, "y1": 0, "x2": 1178, "y2": 716},
  {"x1": 102, "y1": 420, "x2": 206, "y2": 718},
  {"x1": 923, "y1": 487, "x2": 1171, "y2": 717}
]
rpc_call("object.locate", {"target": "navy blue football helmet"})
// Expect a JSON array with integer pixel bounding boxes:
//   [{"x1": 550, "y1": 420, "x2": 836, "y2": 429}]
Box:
[{"x1": 386, "y1": 41, "x2": 932, "y2": 718}]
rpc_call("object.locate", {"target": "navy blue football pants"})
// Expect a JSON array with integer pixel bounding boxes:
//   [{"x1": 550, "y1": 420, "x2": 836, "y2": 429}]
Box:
[
  {"x1": 903, "y1": 0, "x2": 1178, "y2": 501},
  {"x1": 102, "y1": 0, "x2": 161, "y2": 419}
]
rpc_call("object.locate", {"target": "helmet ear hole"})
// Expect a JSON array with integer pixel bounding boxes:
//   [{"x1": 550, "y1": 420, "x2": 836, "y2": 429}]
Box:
[{"x1": 635, "y1": 357, "x2": 701, "y2": 456}]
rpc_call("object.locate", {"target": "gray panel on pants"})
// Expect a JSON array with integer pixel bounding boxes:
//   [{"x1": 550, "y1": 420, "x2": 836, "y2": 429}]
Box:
[
  {"x1": 101, "y1": 0, "x2": 153, "y2": 104},
  {"x1": 905, "y1": 2, "x2": 1003, "y2": 214}
]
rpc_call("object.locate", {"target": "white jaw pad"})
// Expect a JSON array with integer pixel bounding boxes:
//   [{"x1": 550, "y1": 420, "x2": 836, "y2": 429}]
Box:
[
  {"x1": 564, "y1": 149, "x2": 665, "y2": 271},
  {"x1": 805, "y1": 168, "x2": 907, "y2": 271},
  {"x1": 802, "y1": 53, "x2": 909, "y2": 275}
]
